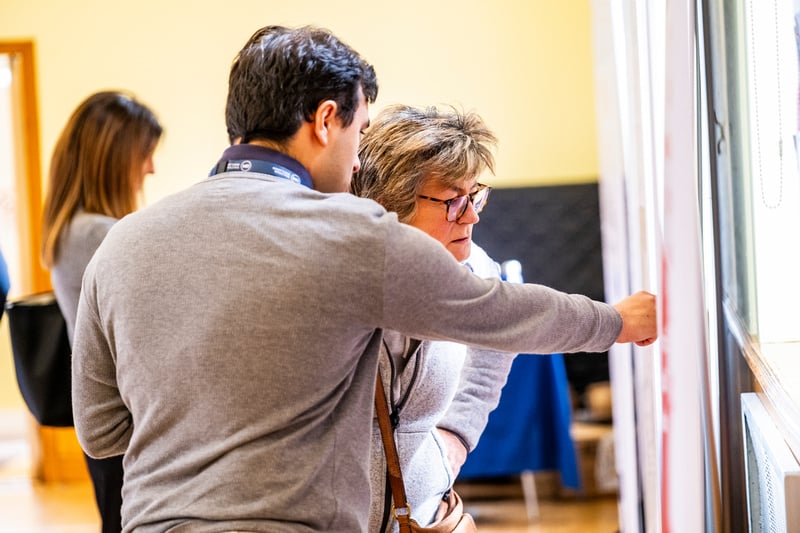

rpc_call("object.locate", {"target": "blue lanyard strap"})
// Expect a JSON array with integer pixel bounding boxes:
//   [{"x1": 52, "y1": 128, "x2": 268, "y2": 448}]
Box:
[{"x1": 209, "y1": 158, "x2": 313, "y2": 189}]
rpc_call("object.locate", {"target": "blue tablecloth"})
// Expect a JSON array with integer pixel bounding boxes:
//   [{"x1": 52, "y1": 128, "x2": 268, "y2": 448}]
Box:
[{"x1": 458, "y1": 353, "x2": 580, "y2": 489}]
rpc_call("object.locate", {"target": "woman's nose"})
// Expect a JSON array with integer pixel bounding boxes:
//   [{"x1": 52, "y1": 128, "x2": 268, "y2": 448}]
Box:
[{"x1": 459, "y1": 200, "x2": 480, "y2": 224}]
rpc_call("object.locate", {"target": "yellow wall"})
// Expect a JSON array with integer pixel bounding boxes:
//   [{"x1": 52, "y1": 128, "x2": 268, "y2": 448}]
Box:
[
  {"x1": 0, "y1": 1, "x2": 600, "y2": 409},
  {"x1": 0, "y1": 0, "x2": 599, "y2": 199}
]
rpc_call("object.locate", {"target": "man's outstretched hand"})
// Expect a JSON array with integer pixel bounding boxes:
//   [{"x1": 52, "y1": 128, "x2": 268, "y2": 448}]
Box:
[{"x1": 613, "y1": 291, "x2": 657, "y2": 346}]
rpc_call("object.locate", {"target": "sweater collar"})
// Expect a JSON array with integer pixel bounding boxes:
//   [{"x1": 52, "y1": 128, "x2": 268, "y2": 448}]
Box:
[{"x1": 210, "y1": 144, "x2": 313, "y2": 189}]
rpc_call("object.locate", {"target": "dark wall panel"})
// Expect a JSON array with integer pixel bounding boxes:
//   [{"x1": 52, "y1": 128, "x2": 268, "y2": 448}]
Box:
[{"x1": 472, "y1": 183, "x2": 609, "y2": 399}]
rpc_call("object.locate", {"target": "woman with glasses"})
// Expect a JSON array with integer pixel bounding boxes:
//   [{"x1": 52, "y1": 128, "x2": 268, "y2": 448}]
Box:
[
  {"x1": 41, "y1": 90, "x2": 162, "y2": 533},
  {"x1": 352, "y1": 104, "x2": 515, "y2": 531}
]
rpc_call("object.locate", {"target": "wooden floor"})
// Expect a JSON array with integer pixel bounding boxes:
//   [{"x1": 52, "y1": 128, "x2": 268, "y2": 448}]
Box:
[
  {"x1": 457, "y1": 476, "x2": 619, "y2": 533},
  {"x1": 0, "y1": 429, "x2": 619, "y2": 533},
  {"x1": 467, "y1": 498, "x2": 619, "y2": 533}
]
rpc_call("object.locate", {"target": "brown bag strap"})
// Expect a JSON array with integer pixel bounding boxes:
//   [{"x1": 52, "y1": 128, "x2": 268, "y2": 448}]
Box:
[{"x1": 375, "y1": 376, "x2": 414, "y2": 533}]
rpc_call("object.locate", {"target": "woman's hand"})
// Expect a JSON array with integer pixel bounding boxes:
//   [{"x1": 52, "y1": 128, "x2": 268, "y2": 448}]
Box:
[{"x1": 437, "y1": 428, "x2": 468, "y2": 479}]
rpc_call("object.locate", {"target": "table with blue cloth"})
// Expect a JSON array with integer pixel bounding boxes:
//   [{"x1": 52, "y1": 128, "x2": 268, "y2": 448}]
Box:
[{"x1": 458, "y1": 353, "x2": 580, "y2": 491}]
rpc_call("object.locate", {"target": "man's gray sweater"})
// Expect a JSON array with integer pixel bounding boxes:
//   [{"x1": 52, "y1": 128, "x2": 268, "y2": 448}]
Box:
[{"x1": 72, "y1": 171, "x2": 621, "y2": 532}]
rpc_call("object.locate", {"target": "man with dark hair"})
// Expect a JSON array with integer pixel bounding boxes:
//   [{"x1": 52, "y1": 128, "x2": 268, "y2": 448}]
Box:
[{"x1": 72, "y1": 25, "x2": 656, "y2": 532}]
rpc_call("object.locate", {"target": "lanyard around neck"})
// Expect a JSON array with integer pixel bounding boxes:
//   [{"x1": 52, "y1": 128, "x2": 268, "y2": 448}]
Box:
[{"x1": 209, "y1": 158, "x2": 313, "y2": 189}]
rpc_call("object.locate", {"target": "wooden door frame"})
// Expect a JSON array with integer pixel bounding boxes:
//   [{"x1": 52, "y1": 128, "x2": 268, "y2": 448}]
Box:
[{"x1": 0, "y1": 40, "x2": 49, "y2": 295}]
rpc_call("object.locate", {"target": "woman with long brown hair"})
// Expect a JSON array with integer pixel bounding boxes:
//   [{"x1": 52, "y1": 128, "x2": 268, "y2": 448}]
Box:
[{"x1": 41, "y1": 90, "x2": 162, "y2": 533}]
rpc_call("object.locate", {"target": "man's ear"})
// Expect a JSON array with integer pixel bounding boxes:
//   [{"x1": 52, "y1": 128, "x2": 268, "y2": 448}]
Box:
[{"x1": 313, "y1": 100, "x2": 338, "y2": 146}]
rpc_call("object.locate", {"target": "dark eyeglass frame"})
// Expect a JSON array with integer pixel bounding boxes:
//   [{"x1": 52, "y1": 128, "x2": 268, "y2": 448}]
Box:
[{"x1": 417, "y1": 183, "x2": 492, "y2": 222}]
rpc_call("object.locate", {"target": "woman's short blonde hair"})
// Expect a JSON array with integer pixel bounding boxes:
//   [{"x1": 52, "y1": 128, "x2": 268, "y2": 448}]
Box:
[{"x1": 352, "y1": 104, "x2": 497, "y2": 223}]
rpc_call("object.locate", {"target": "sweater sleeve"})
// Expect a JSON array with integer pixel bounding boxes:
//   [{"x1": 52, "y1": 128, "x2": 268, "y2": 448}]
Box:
[
  {"x1": 51, "y1": 212, "x2": 117, "y2": 343},
  {"x1": 381, "y1": 222, "x2": 622, "y2": 356},
  {"x1": 437, "y1": 345, "x2": 516, "y2": 451},
  {"x1": 72, "y1": 257, "x2": 131, "y2": 459},
  {"x1": 436, "y1": 244, "x2": 517, "y2": 450}
]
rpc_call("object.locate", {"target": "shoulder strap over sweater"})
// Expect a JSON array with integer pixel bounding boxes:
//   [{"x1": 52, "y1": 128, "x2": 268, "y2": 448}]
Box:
[{"x1": 375, "y1": 376, "x2": 415, "y2": 533}]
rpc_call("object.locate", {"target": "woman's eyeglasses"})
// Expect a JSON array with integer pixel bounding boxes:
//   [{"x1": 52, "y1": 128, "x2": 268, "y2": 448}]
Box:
[{"x1": 417, "y1": 183, "x2": 491, "y2": 222}]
